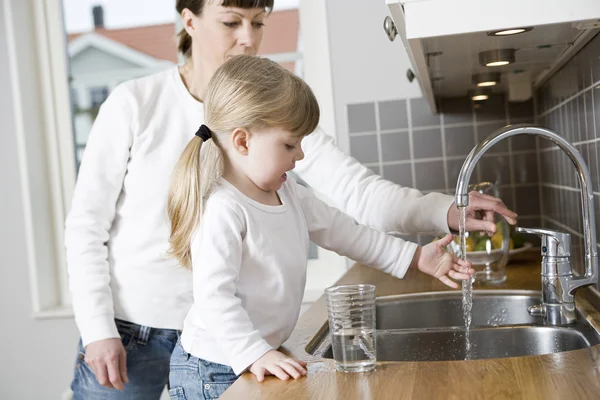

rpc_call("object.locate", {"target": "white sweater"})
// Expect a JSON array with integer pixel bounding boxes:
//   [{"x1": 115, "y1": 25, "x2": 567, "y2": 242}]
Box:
[
  {"x1": 65, "y1": 66, "x2": 454, "y2": 346},
  {"x1": 181, "y1": 178, "x2": 417, "y2": 374}
]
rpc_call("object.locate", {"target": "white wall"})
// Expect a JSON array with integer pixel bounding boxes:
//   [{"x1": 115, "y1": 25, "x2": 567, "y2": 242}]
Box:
[
  {"x1": 324, "y1": 0, "x2": 422, "y2": 153},
  {"x1": 0, "y1": 1, "x2": 79, "y2": 398}
]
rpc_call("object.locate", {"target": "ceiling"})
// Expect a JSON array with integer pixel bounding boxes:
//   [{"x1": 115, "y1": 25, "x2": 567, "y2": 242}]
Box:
[{"x1": 422, "y1": 22, "x2": 592, "y2": 98}]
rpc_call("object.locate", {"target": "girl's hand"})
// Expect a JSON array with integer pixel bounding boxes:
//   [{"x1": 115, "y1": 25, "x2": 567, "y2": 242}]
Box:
[
  {"x1": 411, "y1": 234, "x2": 475, "y2": 288},
  {"x1": 249, "y1": 350, "x2": 307, "y2": 382}
]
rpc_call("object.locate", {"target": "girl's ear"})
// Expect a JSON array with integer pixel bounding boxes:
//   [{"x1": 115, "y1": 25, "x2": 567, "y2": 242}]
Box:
[{"x1": 231, "y1": 128, "x2": 250, "y2": 156}]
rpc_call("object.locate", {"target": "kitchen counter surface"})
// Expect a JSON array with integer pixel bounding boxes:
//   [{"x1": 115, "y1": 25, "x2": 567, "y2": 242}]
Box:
[{"x1": 222, "y1": 252, "x2": 600, "y2": 399}]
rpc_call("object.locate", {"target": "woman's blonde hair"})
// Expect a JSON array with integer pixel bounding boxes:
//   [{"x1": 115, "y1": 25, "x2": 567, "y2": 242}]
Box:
[{"x1": 168, "y1": 55, "x2": 320, "y2": 268}]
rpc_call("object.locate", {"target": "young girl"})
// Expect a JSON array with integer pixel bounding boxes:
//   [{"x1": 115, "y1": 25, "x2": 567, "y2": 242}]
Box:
[{"x1": 166, "y1": 54, "x2": 474, "y2": 399}]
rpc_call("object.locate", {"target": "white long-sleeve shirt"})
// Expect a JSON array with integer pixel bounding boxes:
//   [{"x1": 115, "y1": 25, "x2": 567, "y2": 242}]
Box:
[
  {"x1": 181, "y1": 178, "x2": 417, "y2": 374},
  {"x1": 65, "y1": 66, "x2": 454, "y2": 346}
]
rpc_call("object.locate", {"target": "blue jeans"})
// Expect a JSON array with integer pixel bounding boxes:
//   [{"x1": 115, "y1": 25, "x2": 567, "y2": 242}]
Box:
[
  {"x1": 70, "y1": 319, "x2": 179, "y2": 400},
  {"x1": 169, "y1": 341, "x2": 239, "y2": 400}
]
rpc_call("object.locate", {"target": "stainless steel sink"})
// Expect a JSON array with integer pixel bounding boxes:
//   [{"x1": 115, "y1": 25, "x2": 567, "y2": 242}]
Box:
[
  {"x1": 375, "y1": 290, "x2": 540, "y2": 329},
  {"x1": 319, "y1": 325, "x2": 598, "y2": 362},
  {"x1": 309, "y1": 290, "x2": 600, "y2": 362}
]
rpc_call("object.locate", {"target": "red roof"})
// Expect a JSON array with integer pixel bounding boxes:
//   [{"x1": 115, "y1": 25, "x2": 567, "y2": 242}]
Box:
[
  {"x1": 68, "y1": 9, "x2": 299, "y2": 71},
  {"x1": 69, "y1": 23, "x2": 179, "y2": 63}
]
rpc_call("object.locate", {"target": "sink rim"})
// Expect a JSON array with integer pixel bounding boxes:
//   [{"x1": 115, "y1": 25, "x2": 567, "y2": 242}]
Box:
[
  {"x1": 306, "y1": 289, "x2": 600, "y2": 362},
  {"x1": 375, "y1": 289, "x2": 541, "y2": 303}
]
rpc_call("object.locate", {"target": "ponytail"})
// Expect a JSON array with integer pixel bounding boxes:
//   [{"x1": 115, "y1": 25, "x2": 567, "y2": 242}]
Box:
[{"x1": 167, "y1": 135, "x2": 222, "y2": 269}]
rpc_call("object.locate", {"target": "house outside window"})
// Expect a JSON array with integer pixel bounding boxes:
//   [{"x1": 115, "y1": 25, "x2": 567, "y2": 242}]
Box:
[{"x1": 88, "y1": 86, "x2": 109, "y2": 108}]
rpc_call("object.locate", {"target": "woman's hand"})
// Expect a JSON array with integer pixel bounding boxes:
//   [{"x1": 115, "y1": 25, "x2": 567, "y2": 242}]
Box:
[
  {"x1": 411, "y1": 234, "x2": 475, "y2": 289},
  {"x1": 84, "y1": 338, "x2": 129, "y2": 390},
  {"x1": 447, "y1": 190, "x2": 518, "y2": 235},
  {"x1": 249, "y1": 350, "x2": 307, "y2": 382}
]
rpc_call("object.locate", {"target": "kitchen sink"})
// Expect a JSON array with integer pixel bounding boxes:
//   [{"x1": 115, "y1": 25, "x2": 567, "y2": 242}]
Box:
[
  {"x1": 375, "y1": 290, "x2": 540, "y2": 329},
  {"x1": 308, "y1": 290, "x2": 600, "y2": 362},
  {"x1": 319, "y1": 325, "x2": 599, "y2": 362}
]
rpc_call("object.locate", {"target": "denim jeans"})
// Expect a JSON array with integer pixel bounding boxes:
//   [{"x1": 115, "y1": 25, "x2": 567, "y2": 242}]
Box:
[
  {"x1": 169, "y1": 340, "x2": 239, "y2": 400},
  {"x1": 70, "y1": 319, "x2": 179, "y2": 400}
]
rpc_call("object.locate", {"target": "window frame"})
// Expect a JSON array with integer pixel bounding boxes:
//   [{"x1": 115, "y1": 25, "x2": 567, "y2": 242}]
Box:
[{"x1": 6, "y1": 0, "x2": 76, "y2": 318}]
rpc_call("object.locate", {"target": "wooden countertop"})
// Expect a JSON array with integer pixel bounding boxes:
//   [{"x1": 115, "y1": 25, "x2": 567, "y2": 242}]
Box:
[{"x1": 222, "y1": 252, "x2": 600, "y2": 399}]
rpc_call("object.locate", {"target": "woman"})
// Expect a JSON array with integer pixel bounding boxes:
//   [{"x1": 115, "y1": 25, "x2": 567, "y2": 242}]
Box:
[{"x1": 66, "y1": 1, "x2": 517, "y2": 399}]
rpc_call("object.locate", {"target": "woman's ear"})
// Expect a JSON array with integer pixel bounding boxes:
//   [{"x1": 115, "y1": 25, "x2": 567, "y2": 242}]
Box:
[
  {"x1": 231, "y1": 128, "x2": 250, "y2": 156},
  {"x1": 181, "y1": 8, "x2": 197, "y2": 36}
]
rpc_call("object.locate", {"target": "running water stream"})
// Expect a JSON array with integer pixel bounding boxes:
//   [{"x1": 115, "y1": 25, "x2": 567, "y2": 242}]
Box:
[{"x1": 458, "y1": 206, "x2": 473, "y2": 359}]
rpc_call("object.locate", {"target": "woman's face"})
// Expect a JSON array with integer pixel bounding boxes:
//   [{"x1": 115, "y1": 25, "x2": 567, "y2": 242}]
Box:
[{"x1": 183, "y1": 2, "x2": 267, "y2": 71}]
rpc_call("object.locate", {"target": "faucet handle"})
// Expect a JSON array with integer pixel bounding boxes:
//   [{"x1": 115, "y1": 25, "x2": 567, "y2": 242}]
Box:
[{"x1": 516, "y1": 227, "x2": 571, "y2": 257}]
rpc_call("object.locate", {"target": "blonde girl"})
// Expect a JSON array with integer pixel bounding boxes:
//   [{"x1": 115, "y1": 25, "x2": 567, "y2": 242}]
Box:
[{"x1": 166, "y1": 54, "x2": 473, "y2": 399}]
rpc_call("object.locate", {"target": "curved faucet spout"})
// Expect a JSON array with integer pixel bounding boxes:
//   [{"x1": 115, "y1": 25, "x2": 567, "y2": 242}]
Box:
[{"x1": 454, "y1": 124, "x2": 598, "y2": 301}]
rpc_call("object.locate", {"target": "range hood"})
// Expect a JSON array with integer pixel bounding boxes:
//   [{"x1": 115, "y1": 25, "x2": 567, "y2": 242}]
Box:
[{"x1": 385, "y1": 0, "x2": 600, "y2": 113}]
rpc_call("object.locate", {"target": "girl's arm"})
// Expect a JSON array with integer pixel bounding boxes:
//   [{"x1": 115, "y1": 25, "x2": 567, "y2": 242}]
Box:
[{"x1": 293, "y1": 181, "x2": 417, "y2": 279}]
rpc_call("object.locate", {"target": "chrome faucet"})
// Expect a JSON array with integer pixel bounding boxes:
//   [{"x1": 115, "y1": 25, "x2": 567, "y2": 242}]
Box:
[{"x1": 455, "y1": 124, "x2": 598, "y2": 325}]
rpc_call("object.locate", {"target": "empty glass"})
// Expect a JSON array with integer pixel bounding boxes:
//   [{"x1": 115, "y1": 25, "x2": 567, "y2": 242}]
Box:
[{"x1": 325, "y1": 284, "x2": 377, "y2": 372}]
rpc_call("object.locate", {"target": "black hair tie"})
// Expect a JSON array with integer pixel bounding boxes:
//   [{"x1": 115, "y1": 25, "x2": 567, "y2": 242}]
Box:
[{"x1": 195, "y1": 124, "x2": 212, "y2": 142}]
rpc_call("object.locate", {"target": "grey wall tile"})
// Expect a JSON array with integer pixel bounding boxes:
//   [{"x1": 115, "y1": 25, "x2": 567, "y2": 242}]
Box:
[
  {"x1": 383, "y1": 163, "x2": 413, "y2": 187},
  {"x1": 440, "y1": 97, "x2": 473, "y2": 125},
  {"x1": 445, "y1": 125, "x2": 475, "y2": 157},
  {"x1": 379, "y1": 100, "x2": 408, "y2": 130},
  {"x1": 511, "y1": 134, "x2": 537, "y2": 151},
  {"x1": 349, "y1": 135, "x2": 378, "y2": 163},
  {"x1": 512, "y1": 153, "x2": 539, "y2": 184},
  {"x1": 369, "y1": 165, "x2": 380, "y2": 176},
  {"x1": 474, "y1": 95, "x2": 506, "y2": 122},
  {"x1": 477, "y1": 122, "x2": 509, "y2": 153},
  {"x1": 348, "y1": 103, "x2": 376, "y2": 133},
  {"x1": 447, "y1": 159, "x2": 470, "y2": 191},
  {"x1": 413, "y1": 128, "x2": 442, "y2": 159},
  {"x1": 381, "y1": 132, "x2": 410, "y2": 162},
  {"x1": 392, "y1": 233, "x2": 419, "y2": 244},
  {"x1": 595, "y1": 195, "x2": 600, "y2": 241},
  {"x1": 595, "y1": 141, "x2": 600, "y2": 191},
  {"x1": 574, "y1": 99, "x2": 584, "y2": 143},
  {"x1": 414, "y1": 160, "x2": 445, "y2": 191},
  {"x1": 515, "y1": 186, "x2": 541, "y2": 216},
  {"x1": 508, "y1": 99, "x2": 534, "y2": 121},
  {"x1": 410, "y1": 97, "x2": 440, "y2": 127},
  {"x1": 418, "y1": 234, "x2": 436, "y2": 246},
  {"x1": 478, "y1": 155, "x2": 511, "y2": 185},
  {"x1": 585, "y1": 90, "x2": 595, "y2": 141}
]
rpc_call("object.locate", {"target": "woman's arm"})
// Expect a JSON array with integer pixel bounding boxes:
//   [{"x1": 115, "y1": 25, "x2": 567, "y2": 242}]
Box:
[
  {"x1": 65, "y1": 83, "x2": 135, "y2": 346},
  {"x1": 294, "y1": 127, "x2": 454, "y2": 235}
]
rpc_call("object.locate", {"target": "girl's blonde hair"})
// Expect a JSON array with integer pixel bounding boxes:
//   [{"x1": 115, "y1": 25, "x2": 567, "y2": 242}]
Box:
[{"x1": 168, "y1": 55, "x2": 320, "y2": 268}]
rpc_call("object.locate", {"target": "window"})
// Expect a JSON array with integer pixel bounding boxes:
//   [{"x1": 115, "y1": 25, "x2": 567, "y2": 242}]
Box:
[{"x1": 89, "y1": 86, "x2": 109, "y2": 108}]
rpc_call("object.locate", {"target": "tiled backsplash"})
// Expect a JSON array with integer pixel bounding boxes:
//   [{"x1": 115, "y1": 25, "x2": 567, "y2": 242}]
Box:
[
  {"x1": 537, "y1": 32, "x2": 600, "y2": 282},
  {"x1": 347, "y1": 95, "x2": 539, "y2": 245},
  {"x1": 346, "y1": 32, "x2": 600, "y2": 290}
]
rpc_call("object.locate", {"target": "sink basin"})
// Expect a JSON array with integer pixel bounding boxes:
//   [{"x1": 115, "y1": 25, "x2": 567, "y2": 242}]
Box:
[
  {"x1": 308, "y1": 290, "x2": 600, "y2": 362},
  {"x1": 320, "y1": 325, "x2": 599, "y2": 362},
  {"x1": 375, "y1": 290, "x2": 541, "y2": 330}
]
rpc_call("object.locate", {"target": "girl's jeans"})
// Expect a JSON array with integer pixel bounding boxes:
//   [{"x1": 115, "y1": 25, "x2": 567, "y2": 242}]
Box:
[
  {"x1": 168, "y1": 340, "x2": 239, "y2": 400},
  {"x1": 70, "y1": 318, "x2": 179, "y2": 400}
]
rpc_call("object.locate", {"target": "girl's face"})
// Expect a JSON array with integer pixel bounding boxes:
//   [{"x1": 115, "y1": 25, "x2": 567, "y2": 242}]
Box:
[
  {"x1": 235, "y1": 127, "x2": 306, "y2": 193},
  {"x1": 183, "y1": 2, "x2": 267, "y2": 73}
]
